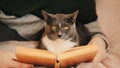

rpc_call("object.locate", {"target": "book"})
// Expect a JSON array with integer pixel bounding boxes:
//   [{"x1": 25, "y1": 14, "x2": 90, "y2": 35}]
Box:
[{"x1": 16, "y1": 44, "x2": 98, "y2": 68}]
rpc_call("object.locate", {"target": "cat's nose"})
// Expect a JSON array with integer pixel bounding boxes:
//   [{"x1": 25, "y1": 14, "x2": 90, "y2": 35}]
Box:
[{"x1": 57, "y1": 35, "x2": 62, "y2": 38}]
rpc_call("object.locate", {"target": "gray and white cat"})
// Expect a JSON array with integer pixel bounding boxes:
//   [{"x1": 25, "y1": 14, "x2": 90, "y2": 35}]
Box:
[{"x1": 38, "y1": 10, "x2": 89, "y2": 54}]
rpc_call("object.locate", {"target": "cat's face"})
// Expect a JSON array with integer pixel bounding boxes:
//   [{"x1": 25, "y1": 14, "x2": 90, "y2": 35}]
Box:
[{"x1": 42, "y1": 10, "x2": 79, "y2": 40}]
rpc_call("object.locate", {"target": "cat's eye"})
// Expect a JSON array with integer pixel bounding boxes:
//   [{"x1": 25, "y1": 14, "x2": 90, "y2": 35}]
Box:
[
  {"x1": 52, "y1": 26, "x2": 57, "y2": 30},
  {"x1": 63, "y1": 26, "x2": 69, "y2": 30}
]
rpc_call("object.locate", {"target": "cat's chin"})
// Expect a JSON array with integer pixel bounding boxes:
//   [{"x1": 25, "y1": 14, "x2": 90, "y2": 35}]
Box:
[
  {"x1": 47, "y1": 36, "x2": 70, "y2": 41},
  {"x1": 42, "y1": 36, "x2": 77, "y2": 54}
]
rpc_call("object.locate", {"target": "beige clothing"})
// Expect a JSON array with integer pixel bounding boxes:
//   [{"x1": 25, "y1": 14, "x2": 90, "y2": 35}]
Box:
[{"x1": 77, "y1": 0, "x2": 120, "y2": 68}]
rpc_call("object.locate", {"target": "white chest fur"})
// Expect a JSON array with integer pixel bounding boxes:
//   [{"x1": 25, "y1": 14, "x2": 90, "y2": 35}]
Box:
[{"x1": 42, "y1": 36, "x2": 77, "y2": 54}]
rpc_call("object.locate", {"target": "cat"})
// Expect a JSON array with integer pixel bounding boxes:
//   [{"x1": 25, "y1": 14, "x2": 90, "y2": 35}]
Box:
[{"x1": 37, "y1": 10, "x2": 90, "y2": 54}]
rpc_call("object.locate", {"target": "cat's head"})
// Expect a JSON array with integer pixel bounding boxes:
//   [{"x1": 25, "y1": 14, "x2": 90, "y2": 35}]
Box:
[{"x1": 42, "y1": 10, "x2": 79, "y2": 40}]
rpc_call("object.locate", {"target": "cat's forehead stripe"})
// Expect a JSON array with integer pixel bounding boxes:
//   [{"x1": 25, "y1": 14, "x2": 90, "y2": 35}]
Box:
[
  {"x1": 53, "y1": 14, "x2": 68, "y2": 20},
  {"x1": 59, "y1": 23, "x2": 61, "y2": 28}
]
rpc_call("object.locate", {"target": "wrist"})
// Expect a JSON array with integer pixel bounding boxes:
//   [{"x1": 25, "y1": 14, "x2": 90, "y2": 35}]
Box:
[{"x1": 89, "y1": 32, "x2": 109, "y2": 49}]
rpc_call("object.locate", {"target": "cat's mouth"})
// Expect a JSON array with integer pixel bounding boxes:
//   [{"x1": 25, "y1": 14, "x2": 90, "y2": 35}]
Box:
[
  {"x1": 56, "y1": 36, "x2": 73, "y2": 41},
  {"x1": 57, "y1": 35, "x2": 62, "y2": 38}
]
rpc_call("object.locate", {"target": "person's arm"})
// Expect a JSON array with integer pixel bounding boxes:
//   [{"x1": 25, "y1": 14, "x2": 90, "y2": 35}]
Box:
[
  {"x1": 0, "y1": 51, "x2": 33, "y2": 68},
  {"x1": 88, "y1": 33, "x2": 108, "y2": 62},
  {"x1": 85, "y1": 20, "x2": 109, "y2": 62},
  {"x1": 0, "y1": 41, "x2": 38, "y2": 68}
]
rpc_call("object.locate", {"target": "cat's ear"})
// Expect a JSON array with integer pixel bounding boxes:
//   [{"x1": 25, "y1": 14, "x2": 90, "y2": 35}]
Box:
[
  {"x1": 42, "y1": 10, "x2": 52, "y2": 24},
  {"x1": 72, "y1": 10, "x2": 79, "y2": 21},
  {"x1": 67, "y1": 10, "x2": 79, "y2": 24}
]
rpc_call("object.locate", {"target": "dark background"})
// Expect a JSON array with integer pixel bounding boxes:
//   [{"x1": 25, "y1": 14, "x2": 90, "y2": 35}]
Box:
[{"x1": 0, "y1": 0, "x2": 97, "y2": 41}]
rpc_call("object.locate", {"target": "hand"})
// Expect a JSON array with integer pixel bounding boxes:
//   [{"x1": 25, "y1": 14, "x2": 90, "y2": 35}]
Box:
[
  {"x1": 0, "y1": 51, "x2": 33, "y2": 68},
  {"x1": 88, "y1": 36, "x2": 107, "y2": 62}
]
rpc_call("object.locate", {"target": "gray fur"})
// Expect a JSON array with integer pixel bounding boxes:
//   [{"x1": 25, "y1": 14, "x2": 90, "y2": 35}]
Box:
[
  {"x1": 38, "y1": 10, "x2": 80, "y2": 50},
  {"x1": 42, "y1": 10, "x2": 79, "y2": 44}
]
